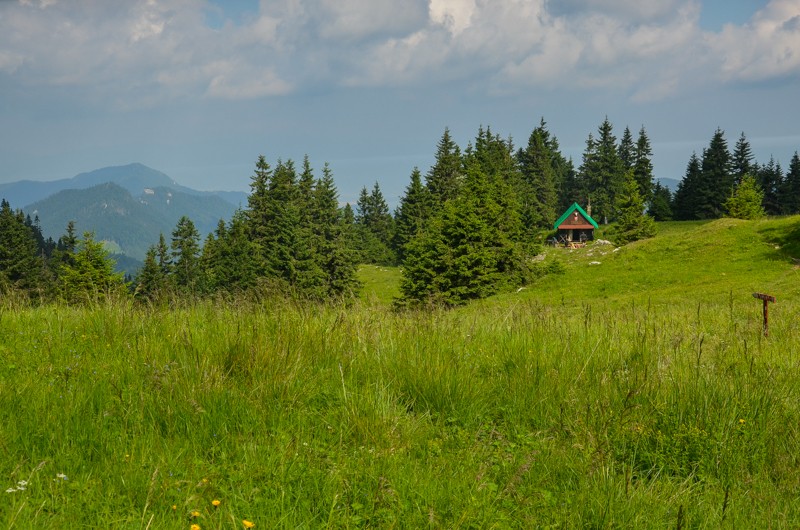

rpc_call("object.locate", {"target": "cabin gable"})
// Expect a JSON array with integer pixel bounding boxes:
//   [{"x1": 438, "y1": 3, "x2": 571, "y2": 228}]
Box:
[{"x1": 553, "y1": 202, "x2": 598, "y2": 244}]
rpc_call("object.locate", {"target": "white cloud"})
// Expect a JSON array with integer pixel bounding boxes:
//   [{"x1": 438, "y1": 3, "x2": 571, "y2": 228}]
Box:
[
  {"x1": 429, "y1": 0, "x2": 476, "y2": 35},
  {"x1": 710, "y1": 0, "x2": 800, "y2": 82},
  {"x1": 0, "y1": 0, "x2": 794, "y2": 110},
  {"x1": 314, "y1": 0, "x2": 428, "y2": 41}
]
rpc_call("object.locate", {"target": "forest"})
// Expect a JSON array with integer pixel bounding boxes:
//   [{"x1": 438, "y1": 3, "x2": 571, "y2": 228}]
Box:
[{"x1": 2, "y1": 117, "x2": 799, "y2": 307}]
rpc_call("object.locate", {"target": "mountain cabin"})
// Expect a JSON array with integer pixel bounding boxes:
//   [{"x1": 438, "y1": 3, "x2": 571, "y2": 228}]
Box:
[{"x1": 553, "y1": 202, "x2": 598, "y2": 246}]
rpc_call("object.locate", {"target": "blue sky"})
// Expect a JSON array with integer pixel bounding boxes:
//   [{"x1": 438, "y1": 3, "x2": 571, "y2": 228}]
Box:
[{"x1": 1, "y1": 0, "x2": 798, "y2": 207}]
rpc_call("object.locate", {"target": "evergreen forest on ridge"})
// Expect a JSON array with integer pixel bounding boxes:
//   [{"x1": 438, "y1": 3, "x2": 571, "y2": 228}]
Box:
[{"x1": 2, "y1": 117, "x2": 800, "y2": 305}]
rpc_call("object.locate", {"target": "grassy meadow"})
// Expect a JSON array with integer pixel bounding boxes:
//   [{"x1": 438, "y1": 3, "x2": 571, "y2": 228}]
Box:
[{"x1": 2, "y1": 217, "x2": 800, "y2": 528}]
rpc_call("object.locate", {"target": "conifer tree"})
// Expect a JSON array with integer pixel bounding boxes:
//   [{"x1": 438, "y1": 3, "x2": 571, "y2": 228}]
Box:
[
  {"x1": 135, "y1": 246, "x2": 166, "y2": 301},
  {"x1": 578, "y1": 118, "x2": 625, "y2": 223},
  {"x1": 398, "y1": 212, "x2": 450, "y2": 306},
  {"x1": 521, "y1": 120, "x2": 573, "y2": 215},
  {"x1": 59, "y1": 231, "x2": 126, "y2": 304},
  {"x1": 257, "y1": 159, "x2": 300, "y2": 284},
  {"x1": 780, "y1": 152, "x2": 800, "y2": 214},
  {"x1": 756, "y1": 157, "x2": 783, "y2": 216},
  {"x1": 518, "y1": 126, "x2": 558, "y2": 230},
  {"x1": 618, "y1": 126, "x2": 635, "y2": 170},
  {"x1": 725, "y1": 174, "x2": 765, "y2": 220},
  {"x1": 672, "y1": 153, "x2": 703, "y2": 220},
  {"x1": 355, "y1": 182, "x2": 395, "y2": 265},
  {"x1": 294, "y1": 157, "x2": 326, "y2": 296},
  {"x1": 170, "y1": 216, "x2": 201, "y2": 294},
  {"x1": 204, "y1": 211, "x2": 261, "y2": 293},
  {"x1": 633, "y1": 126, "x2": 655, "y2": 204},
  {"x1": 392, "y1": 167, "x2": 431, "y2": 262},
  {"x1": 648, "y1": 182, "x2": 673, "y2": 221},
  {"x1": 400, "y1": 156, "x2": 528, "y2": 306},
  {"x1": 53, "y1": 220, "x2": 79, "y2": 272},
  {"x1": 697, "y1": 128, "x2": 732, "y2": 219},
  {"x1": 156, "y1": 233, "x2": 171, "y2": 278},
  {"x1": 731, "y1": 132, "x2": 754, "y2": 185},
  {"x1": 612, "y1": 170, "x2": 656, "y2": 245},
  {"x1": 467, "y1": 127, "x2": 525, "y2": 249},
  {"x1": 0, "y1": 199, "x2": 44, "y2": 295},
  {"x1": 426, "y1": 127, "x2": 463, "y2": 205},
  {"x1": 314, "y1": 163, "x2": 359, "y2": 298},
  {"x1": 197, "y1": 221, "x2": 224, "y2": 293},
  {"x1": 246, "y1": 154, "x2": 272, "y2": 273}
]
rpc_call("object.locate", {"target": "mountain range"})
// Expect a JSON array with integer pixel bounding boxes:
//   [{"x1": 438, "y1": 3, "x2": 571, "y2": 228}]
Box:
[{"x1": 0, "y1": 163, "x2": 248, "y2": 275}]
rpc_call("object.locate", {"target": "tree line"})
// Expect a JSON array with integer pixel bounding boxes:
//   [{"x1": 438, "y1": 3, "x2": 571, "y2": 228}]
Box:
[
  {"x1": 4, "y1": 119, "x2": 796, "y2": 307},
  {"x1": 662, "y1": 130, "x2": 800, "y2": 221}
]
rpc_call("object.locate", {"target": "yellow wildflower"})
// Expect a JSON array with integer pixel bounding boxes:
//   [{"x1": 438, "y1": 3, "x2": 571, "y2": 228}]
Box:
[
  {"x1": 739, "y1": 418, "x2": 746, "y2": 425},
  {"x1": 191, "y1": 525, "x2": 201, "y2": 530},
  {"x1": 212, "y1": 499, "x2": 221, "y2": 507},
  {"x1": 191, "y1": 510, "x2": 201, "y2": 518},
  {"x1": 172, "y1": 505, "x2": 177, "y2": 511},
  {"x1": 243, "y1": 520, "x2": 255, "y2": 528}
]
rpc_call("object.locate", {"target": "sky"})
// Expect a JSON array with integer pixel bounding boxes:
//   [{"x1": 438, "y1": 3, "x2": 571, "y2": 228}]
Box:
[{"x1": 1, "y1": 0, "x2": 799, "y2": 207}]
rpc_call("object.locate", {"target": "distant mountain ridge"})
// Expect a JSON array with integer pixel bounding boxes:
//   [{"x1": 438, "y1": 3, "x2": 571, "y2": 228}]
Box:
[
  {"x1": 24, "y1": 181, "x2": 240, "y2": 264},
  {"x1": 0, "y1": 163, "x2": 247, "y2": 209},
  {"x1": 0, "y1": 163, "x2": 249, "y2": 276}
]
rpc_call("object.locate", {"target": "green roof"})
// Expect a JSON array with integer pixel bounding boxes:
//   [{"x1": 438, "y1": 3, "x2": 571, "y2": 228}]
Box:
[{"x1": 553, "y1": 202, "x2": 599, "y2": 230}]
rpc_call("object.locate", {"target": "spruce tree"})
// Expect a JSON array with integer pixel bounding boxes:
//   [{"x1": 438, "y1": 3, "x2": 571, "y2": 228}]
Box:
[
  {"x1": 426, "y1": 127, "x2": 463, "y2": 205},
  {"x1": 467, "y1": 127, "x2": 525, "y2": 250},
  {"x1": 756, "y1": 157, "x2": 783, "y2": 216},
  {"x1": 731, "y1": 132, "x2": 754, "y2": 185},
  {"x1": 578, "y1": 118, "x2": 625, "y2": 223},
  {"x1": 257, "y1": 159, "x2": 300, "y2": 284},
  {"x1": 135, "y1": 246, "x2": 166, "y2": 301},
  {"x1": 294, "y1": 157, "x2": 326, "y2": 296},
  {"x1": 648, "y1": 182, "x2": 673, "y2": 221},
  {"x1": 0, "y1": 199, "x2": 44, "y2": 295},
  {"x1": 245, "y1": 154, "x2": 272, "y2": 274},
  {"x1": 400, "y1": 156, "x2": 528, "y2": 306},
  {"x1": 156, "y1": 233, "x2": 171, "y2": 278},
  {"x1": 518, "y1": 126, "x2": 558, "y2": 230},
  {"x1": 314, "y1": 163, "x2": 359, "y2": 298},
  {"x1": 355, "y1": 182, "x2": 395, "y2": 265},
  {"x1": 393, "y1": 167, "x2": 431, "y2": 262},
  {"x1": 633, "y1": 126, "x2": 655, "y2": 204},
  {"x1": 672, "y1": 153, "x2": 703, "y2": 220},
  {"x1": 207, "y1": 211, "x2": 261, "y2": 293},
  {"x1": 612, "y1": 170, "x2": 656, "y2": 245},
  {"x1": 780, "y1": 152, "x2": 800, "y2": 214},
  {"x1": 170, "y1": 216, "x2": 201, "y2": 294},
  {"x1": 725, "y1": 174, "x2": 765, "y2": 220},
  {"x1": 398, "y1": 215, "x2": 449, "y2": 306},
  {"x1": 59, "y1": 231, "x2": 126, "y2": 304},
  {"x1": 697, "y1": 128, "x2": 732, "y2": 219},
  {"x1": 618, "y1": 126, "x2": 635, "y2": 170}
]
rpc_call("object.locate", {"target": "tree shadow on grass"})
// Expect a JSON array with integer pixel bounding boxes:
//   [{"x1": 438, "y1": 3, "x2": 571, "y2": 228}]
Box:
[{"x1": 758, "y1": 216, "x2": 800, "y2": 263}]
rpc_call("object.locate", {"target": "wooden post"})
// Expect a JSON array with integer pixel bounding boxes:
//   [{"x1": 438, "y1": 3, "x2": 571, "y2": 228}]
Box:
[{"x1": 753, "y1": 293, "x2": 776, "y2": 337}]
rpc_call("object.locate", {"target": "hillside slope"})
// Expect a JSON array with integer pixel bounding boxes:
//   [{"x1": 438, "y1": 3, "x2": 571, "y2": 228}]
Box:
[
  {"x1": 521, "y1": 217, "x2": 800, "y2": 307},
  {"x1": 361, "y1": 217, "x2": 800, "y2": 307}
]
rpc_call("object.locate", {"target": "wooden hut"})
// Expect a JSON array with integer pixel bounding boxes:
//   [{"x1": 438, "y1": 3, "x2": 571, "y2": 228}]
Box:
[{"x1": 553, "y1": 202, "x2": 598, "y2": 245}]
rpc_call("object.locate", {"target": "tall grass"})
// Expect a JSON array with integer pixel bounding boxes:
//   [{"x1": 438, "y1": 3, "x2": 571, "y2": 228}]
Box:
[
  {"x1": 1, "y1": 291, "x2": 799, "y2": 527},
  {"x1": 2, "y1": 217, "x2": 799, "y2": 527}
]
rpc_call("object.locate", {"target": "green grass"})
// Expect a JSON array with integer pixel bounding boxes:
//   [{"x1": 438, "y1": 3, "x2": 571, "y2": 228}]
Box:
[
  {"x1": 357, "y1": 264, "x2": 402, "y2": 304},
  {"x1": 2, "y1": 218, "x2": 800, "y2": 527}
]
